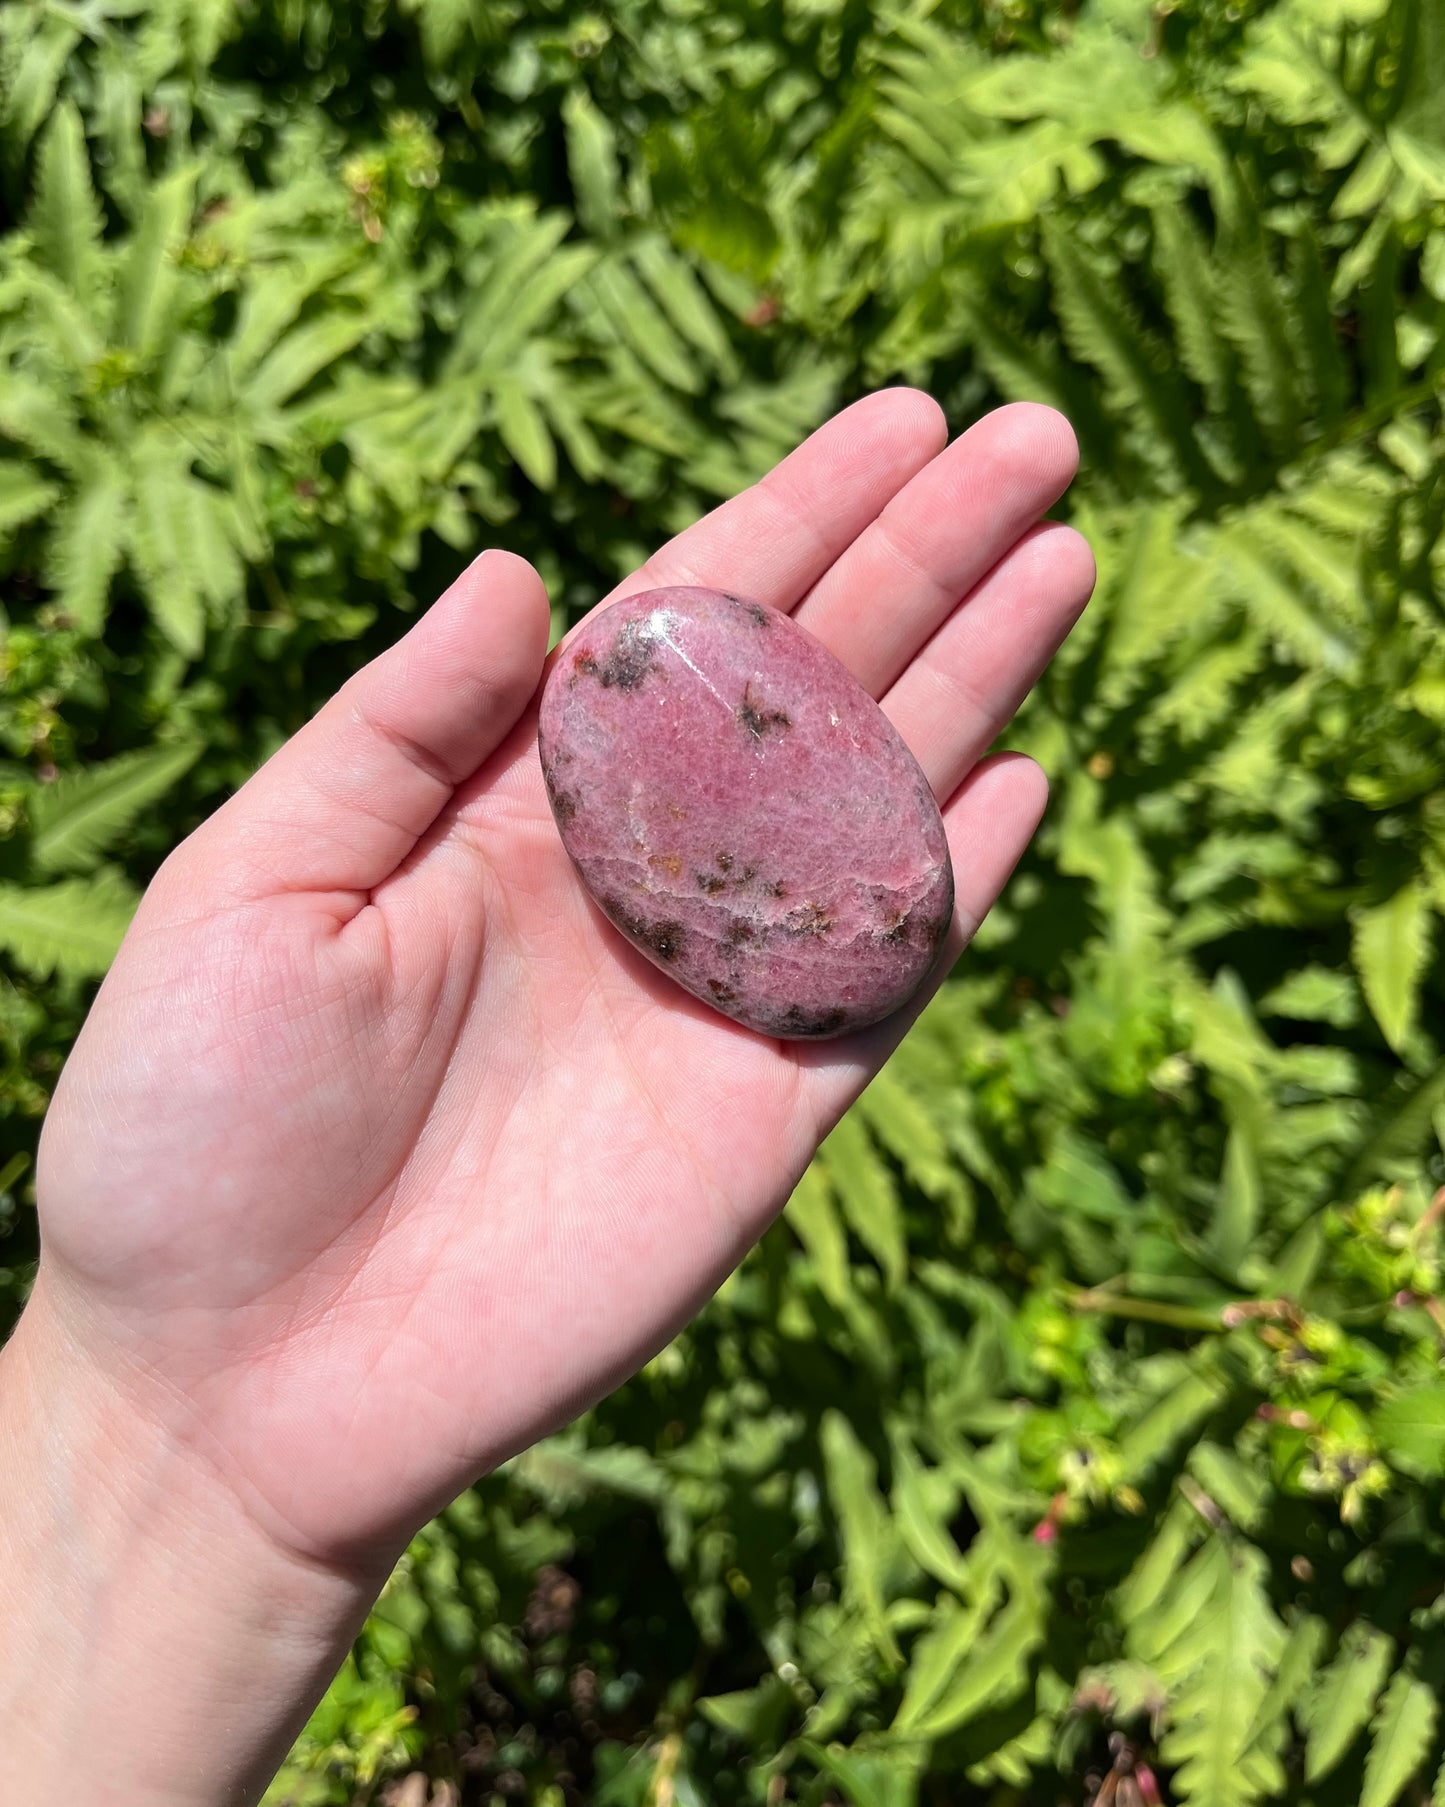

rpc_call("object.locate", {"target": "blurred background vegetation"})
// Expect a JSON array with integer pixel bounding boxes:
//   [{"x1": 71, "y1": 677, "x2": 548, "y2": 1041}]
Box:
[{"x1": 3, "y1": 0, "x2": 1445, "y2": 1802}]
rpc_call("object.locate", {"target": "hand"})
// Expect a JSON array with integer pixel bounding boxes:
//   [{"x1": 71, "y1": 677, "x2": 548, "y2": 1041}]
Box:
[{"x1": 1, "y1": 393, "x2": 1092, "y2": 1804}]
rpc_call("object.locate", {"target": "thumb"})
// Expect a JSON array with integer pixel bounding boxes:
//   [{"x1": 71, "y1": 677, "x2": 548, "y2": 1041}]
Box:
[{"x1": 173, "y1": 550, "x2": 550, "y2": 908}]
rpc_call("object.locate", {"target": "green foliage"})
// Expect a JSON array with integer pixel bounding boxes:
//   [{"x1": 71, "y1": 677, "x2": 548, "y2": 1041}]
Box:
[{"x1": 2, "y1": 0, "x2": 1445, "y2": 1803}]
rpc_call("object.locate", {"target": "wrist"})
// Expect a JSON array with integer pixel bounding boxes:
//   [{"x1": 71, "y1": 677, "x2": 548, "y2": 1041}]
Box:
[{"x1": 0, "y1": 1276, "x2": 384, "y2": 1807}]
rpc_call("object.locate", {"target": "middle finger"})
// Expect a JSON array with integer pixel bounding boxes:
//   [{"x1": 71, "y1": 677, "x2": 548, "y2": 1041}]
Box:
[{"x1": 791, "y1": 401, "x2": 1080, "y2": 696}]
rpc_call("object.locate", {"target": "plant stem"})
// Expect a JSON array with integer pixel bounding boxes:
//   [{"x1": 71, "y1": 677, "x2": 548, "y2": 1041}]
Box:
[{"x1": 1067, "y1": 1289, "x2": 1225, "y2": 1332}]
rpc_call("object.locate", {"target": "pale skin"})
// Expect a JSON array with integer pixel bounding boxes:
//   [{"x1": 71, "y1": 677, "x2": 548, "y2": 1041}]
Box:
[{"x1": 0, "y1": 392, "x2": 1094, "y2": 1805}]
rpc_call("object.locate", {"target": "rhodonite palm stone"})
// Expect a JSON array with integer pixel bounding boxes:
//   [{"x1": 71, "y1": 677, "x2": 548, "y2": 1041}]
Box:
[{"x1": 537, "y1": 587, "x2": 954, "y2": 1039}]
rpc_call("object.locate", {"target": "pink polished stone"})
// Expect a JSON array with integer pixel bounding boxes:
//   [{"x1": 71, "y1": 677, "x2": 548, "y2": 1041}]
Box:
[{"x1": 536, "y1": 587, "x2": 954, "y2": 1039}]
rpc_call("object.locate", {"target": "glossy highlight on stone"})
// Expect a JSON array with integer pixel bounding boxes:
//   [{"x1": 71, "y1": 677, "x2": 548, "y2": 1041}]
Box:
[{"x1": 537, "y1": 587, "x2": 954, "y2": 1039}]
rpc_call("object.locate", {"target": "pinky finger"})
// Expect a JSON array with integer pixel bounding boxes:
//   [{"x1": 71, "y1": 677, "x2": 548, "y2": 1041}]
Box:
[{"x1": 936, "y1": 749, "x2": 1048, "y2": 961}]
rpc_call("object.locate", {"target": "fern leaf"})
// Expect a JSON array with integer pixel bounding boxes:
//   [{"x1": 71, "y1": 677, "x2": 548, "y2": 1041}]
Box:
[
  {"x1": 1220, "y1": 523, "x2": 1353, "y2": 669},
  {"x1": 822, "y1": 1111, "x2": 908, "y2": 1294},
  {"x1": 1361, "y1": 1664, "x2": 1438, "y2": 1807},
  {"x1": 889, "y1": 1438, "x2": 974, "y2": 1597},
  {"x1": 589, "y1": 257, "x2": 703, "y2": 395},
  {"x1": 29, "y1": 742, "x2": 201, "y2": 876},
  {"x1": 116, "y1": 166, "x2": 196, "y2": 359},
  {"x1": 1118, "y1": 1361, "x2": 1229, "y2": 1480},
  {"x1": 893, "y1": 1595, "x2": 994, "y2": 1732},
  {"x1": 1118, "y1": 1498, "x2": 1198, "y2": 1624},
  {"x1": 444, "y1": 212, "x2": 576, "y2": 376},
  {"x1": 0, "y1": 461, "x2": 60, "y2": 535},
  {"x1": 29, "y1": 101, "x2": 103, "y2": 299},
  {"x1": 904, "y1": 1579, "x2": 1047, "y2": 1741},
  {"x1": 0, "y1": 870, "x2": 138, "y2": 980},
  {"x1": 2, "y1": 17, "x2": 80, "y2": 159},
  {"x1": 1288, "y1": 225, "x2": 1350, "y2": 424},
  {"x1": 128, "y1": 443, "x2": 207, "y2": 656},
  {"x1": 562, "y1": 86, "x2": 621, "y2": 240},
  {"x1": 246, "y1": 311, "x2": 375, "y2": 413},
  {"x1": 1208, "y1": 1122, "x2": 1262, "y2": 1274},
  {"x1": 493, "y1": 380, "x2": 556, "y2": 490},
  {"x1": 541, "y1": 384, "x2": 607, "y2": 484},
  {"x1": 1040, "y1": 218, "x2": 1208, "y2": 490},
  {"x1": 1304, "y1": 1623, "x2": 1395, "y2": 1782},
  {"x1": 856, "y1": 1066, "x2": 971, "y2": 1219},
  {"x1": 787, "y1": 1164, "x2": 852, "y2": 1312},
  {"x1": 11, "y1": 260, "x2": 105, "y2": 377},
  {"x1": 1151, "y1": 204, "x2": 1231, "y2": 406},
  {"x1": 1247, "y1": 504, "x2": 1364, "y2": 623},
  {"x1": 0, "y1": 376, "x2": 87, "y2": 471},
  {"x1": 226, "y1": 248, "x2": 357, "y2": 378},
  {"x1": 43, "y1": 459, "x2": 128, "y2": 634},
  {"x1": 1187, "y1": 1442, "x2": 1269, "y2": 1534},
  {"x1": 189, "y1": 482, "x2": 247, "y2": 615},
  {"x1": 1352, "y1": 881, "x2": 1432, "y2": 1054},
  {"x1": 1242, "y1": 1613, "x2": 1327, "y2": 1754},
  {"x1": 1155, "y1": 1542, "x2": 1287, "y2": 1807},
  {"x1": 819, "y1": 1410, "x2": 903, "y2": 1668},
  {"x1": 631, "y1": 236, "x2": 737, "y2": 373},
  {"x1": 1215, "y1": 218, "x2": 1305, "y2": 449}
]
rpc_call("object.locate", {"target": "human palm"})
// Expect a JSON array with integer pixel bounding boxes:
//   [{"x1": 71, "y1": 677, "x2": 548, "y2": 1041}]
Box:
[{"x1": 35, "y1": 392, "x2": 1093, "y2": 1573}]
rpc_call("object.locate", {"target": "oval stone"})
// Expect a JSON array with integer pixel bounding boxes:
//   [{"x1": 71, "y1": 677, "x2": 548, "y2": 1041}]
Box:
[{"x1": 536, "y1": 587, "x2": 954, "y2": 1039}]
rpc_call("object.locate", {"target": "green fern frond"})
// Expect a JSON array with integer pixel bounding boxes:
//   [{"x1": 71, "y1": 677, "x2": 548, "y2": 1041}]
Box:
[
  {"x1": 0, "y1": 869, "x2": 138, "y2": 980},
  {"x1": 1215, "y1": 217, "x2": 1306, "y2": 449},
  {"x1": 630, "y1": 237, "x2": 737, "y2": 376},
  {"x1": 855, "y1": 1067, "x2": 971, "y2": 1219},
  {"x1": 28, "y1": 742, "x2": 201, "y2": 876},
  {"x1": 127, "y1": 441, "x2": 208, "y2": 656},
  {"x1": 115, "y1": 166, "x2": 196, "y2": 360},
  {"x1": 492, "y1": 377, "x2": 557, "y2": 491},
  {"x1": 42, "y1": 459, "x2": 128, "y2": 634},
  {"x1": 1152, "y1": 1541, "x2": 1288, "y2": 1807},
  {"x1": 1150, "y1": 205, "x2": 1231, "y2": 409},
  {"x1": 0, "y1": 375, "x2": 87, "y2": 470},
  {"x1": 1352, "y1": 881, "x2": 1433, "y2": 1054},
  {"x1": 821, "y1": 1112, "x2": 908, "y2": 1294},
  {"x1": 29, "y1": 101, "x2": 103, "y2": 300},
  {"x1": 786, "y1": 1165, "x2": 852, "y2": 1314},
  {"x1": 1304, "y1": 1622, "x2": 1395, "y2": 1783},
  {"x1": 587, "y1": 258, "x2": 704, "y2": 396},
  {"x1": 820, "y1": 1409, "x2": 905, "y2": 1668},
  {"x1": 563, "y1": 87, "x2": 622, "y2": 242},
  {"x1": 245, "y1": 311, "x2": 376, "y2": 414},
  {"x1": 0, "y1": 461, "x2": 60, "y2": 535},
  {"x1": 444, "y1": 211, "x2": 578, "y2": 377},
  {"x1": 1241, "y1": 1613, "x2": 1327, "y2": 1755},
  {"x1": 189, "y1": 482, "x2": 248, "y2": 615},
  {"x1": 1361, "y1": 1662, "x2": 1439, "y2": 1807},
  {"x1": 1118, "y1": 1498, "x2": 1201, "y2": 1624},
  {"x1": 1040, "y1": 219, "x2": 1208, "y2": 491},
  {"x1": 0, "y1": 14, "x2": 81, "y2": 160}
]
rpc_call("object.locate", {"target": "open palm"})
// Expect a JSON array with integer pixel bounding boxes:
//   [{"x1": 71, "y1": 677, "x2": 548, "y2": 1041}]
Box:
[{"x1": 35, "y1": 392, "x2": 1093, "y2": 1573}]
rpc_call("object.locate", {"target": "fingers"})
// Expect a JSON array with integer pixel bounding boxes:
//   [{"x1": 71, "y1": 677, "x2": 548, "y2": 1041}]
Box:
[
  {"x1": 936, "y1": 751, "x2": 1050, "y2": 954},
  {"x1": 882, "y1": 521, "x2": 1097, "y2": 800},
  {"x1": 795, "y1": 752, "x2": 1049, "y2": 1111},
  {"x1": 607, "y1": 388, "x2": 947, "y2": 614},
  {"x1": 174, "y1": 551, "x2": 551, "y2": 908},
  {"x1": 792, "y1": 402, "x2": 1079, "y2": 697}
]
